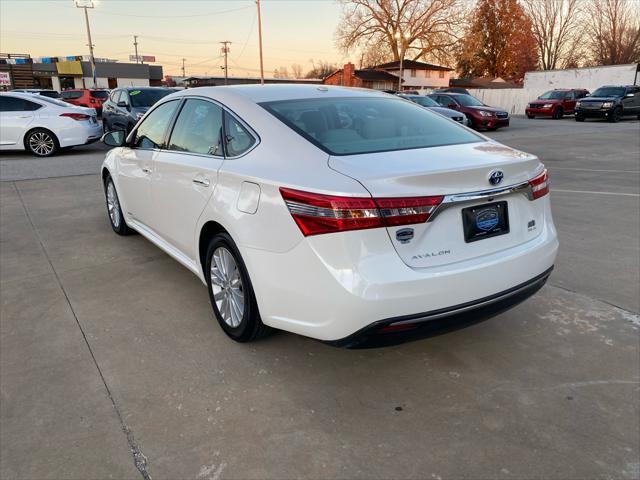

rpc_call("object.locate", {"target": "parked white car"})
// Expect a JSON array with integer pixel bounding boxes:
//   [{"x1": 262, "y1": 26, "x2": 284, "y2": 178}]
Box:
[
  {"x1": 0, "y1": 92, "x2": 102, "y2": 156},
  {"x1": 101, "y1": 85, "x2": 558, "y2": 347}
]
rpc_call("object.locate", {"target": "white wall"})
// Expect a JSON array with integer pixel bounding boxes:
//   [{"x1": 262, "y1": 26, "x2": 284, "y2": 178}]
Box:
[
  {"x1": 524, "y1": 64, "x2": 638, "y2": 91},
  {"x1": 116, "y1": 77, "x2": 150, "y2": 87},
  {"x1": 467, "y1": 88, "x2": 546, "y2": 115}
]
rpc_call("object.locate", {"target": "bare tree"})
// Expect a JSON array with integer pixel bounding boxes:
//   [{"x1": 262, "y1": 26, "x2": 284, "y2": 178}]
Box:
[
  {"x1": 305, "y1": 60, "x2": 339, "y2": 79},
  {"x1": 585, "y1": 0, "x2": 640, "y2": 65},
  {"x1": 336, "y1": 0, "x2": 465, "y2": 66},
  {"x1": 273, "y1": 67, "x2": 290, "y2": 79},
  {"x1": 522, "y1": 0, "x2": 582, "y2": 70},
  {"x1": 290, "y1": 64, "x2": 303, "y2": 79}
]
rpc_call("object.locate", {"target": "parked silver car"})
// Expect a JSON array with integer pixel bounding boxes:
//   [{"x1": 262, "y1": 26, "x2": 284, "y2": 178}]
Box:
[{"x1": 398, "y1": 93, "x2": 468, "y2": 125}]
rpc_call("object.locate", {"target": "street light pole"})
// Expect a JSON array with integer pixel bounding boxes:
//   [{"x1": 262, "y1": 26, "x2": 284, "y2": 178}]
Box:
[
  {"x1": 75, "y1": 0, "x2": 96, "y2": 89},
  {"x1": 133, "y1": 35, "x2": 139, "y2": 64},
  {"x1": 256, "y1": 0, "x2": 264, "y2": 85},
  {"x1": 220, "y1": 41, "x2": 231, "y2": 85}
]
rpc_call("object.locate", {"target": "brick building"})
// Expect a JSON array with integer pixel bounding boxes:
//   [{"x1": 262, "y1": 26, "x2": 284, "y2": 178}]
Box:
[{"x1": 323, "y1": 63, "x2": 399, "y2": 90}]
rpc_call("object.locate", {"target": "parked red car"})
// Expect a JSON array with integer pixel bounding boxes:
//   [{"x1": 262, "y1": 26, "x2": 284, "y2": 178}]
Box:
[
  {"x1": 525, "y1": 89, "x2": 589, "y2": 119},
  {"x1": 427, "y1": 92, "x2": 510, "y2": 130},
  {"x1": 60, "y1": 89, "x2": 110, "y2": 114}
]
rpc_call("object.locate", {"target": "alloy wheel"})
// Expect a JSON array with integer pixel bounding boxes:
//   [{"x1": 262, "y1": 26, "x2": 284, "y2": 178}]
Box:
[
  {"x1": 28, "y1": 132, "x2": 55, "y2": 156},
  {"x1": 210, "y1": 247, "x2": 244, "y2": 328},
  {"x1": 106, "y1": 181, "x2": 121, "y2": 228}
]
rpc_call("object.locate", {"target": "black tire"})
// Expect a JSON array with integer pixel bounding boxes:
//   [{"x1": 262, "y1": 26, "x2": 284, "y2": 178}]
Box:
[
  {"x1": 526, "y1": 114, "x2": 534, "y2": 119},
  {"x1": 205, "y1": 232, "x2": 272, "y2": 343},
  {"x1": 608, "y1": 107, "x2": 622, "y2": 123},
  {"x1": 575, "y1": 115, "x2": 585, "y2": 122},
  {"x1": 104, "y1": 175, "x2": 134, "y2": 236},
  {"x1": 552, "y1": 107, "x2": 563, "y2": 119},
  {"x1": 25, "y1": 128, "x2": 59, "y2": 157}
]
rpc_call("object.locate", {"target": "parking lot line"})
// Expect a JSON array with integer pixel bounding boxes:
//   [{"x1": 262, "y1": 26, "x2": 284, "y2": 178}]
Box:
[
  {"x1": 550, "y1": 167, "x2": 640, "y2": 174},
  {"x1": 552, "y1": 189, "x2": 640, "y2": 197}
]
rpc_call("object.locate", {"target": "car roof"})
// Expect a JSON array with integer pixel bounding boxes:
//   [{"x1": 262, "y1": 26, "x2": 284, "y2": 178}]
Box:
[
  {"x1": 121, "y1": 86, "x2": 171, "y2": 91},
  {"x1": 170, "y1": 84, "x2": 392, "y2": 103}
]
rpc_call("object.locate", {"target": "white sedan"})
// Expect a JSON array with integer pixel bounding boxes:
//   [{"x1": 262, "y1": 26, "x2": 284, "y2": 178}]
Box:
[
  {"x1": 0, "y1": 92, "x2": 102, "y2": 156},
  {"x1": 101, "y1": 85, "x2": 558, "y2": 347}
]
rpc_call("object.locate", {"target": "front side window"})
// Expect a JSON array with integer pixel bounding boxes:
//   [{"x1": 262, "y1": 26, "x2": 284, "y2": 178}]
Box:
[
  {"x1": 565, "y1": 91, "x2": 575, "y2": 100},
  {"x1": 539, "y1": 91, "x2": 566, "y2": 100},
  {"x1": 261, "y1": 96, "x2": 481, "y2": 156},
  {"x1": 0, "y1": 97, "x2": 41, "y2": 112},
  {"x1": 224, "y1": 112, "x2": 256, "y2": 157},
  {"x1": 168, "y1": 99, "x2": 223, "y2": 156},
  {"x1": 132, "y1": 100, "x2": 179, "y2": 149}
]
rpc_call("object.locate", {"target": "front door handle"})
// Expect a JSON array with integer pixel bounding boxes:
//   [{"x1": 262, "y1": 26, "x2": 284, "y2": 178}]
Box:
[
  {"x1": 142, "y1": 167, "x2": 151, "y2": 174},
  {"x1": 192, "y1": 177, "x2": 210, "y2": 187}
]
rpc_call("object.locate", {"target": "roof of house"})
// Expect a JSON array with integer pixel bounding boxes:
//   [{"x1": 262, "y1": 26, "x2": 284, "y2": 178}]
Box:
[
  {"x1": 376, "y1": 60, "x2": 453, "y2": 71},
  {"x1": 354, "y1": 69, "x2": 399, "y2": 82}
]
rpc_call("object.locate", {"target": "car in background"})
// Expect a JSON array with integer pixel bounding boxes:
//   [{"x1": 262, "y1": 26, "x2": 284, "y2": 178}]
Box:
[
  {"x1": 427, "y1": 92, "x2": 509, "y2": 130},
  {"x1": 525, "y1": 89, "x2": 589, "y2": 119},
  {"x1": 438, "y1": 87, "x2": 471, "y2": 95},
  {"x1": 0, "y1": 92, "x2": 102, "y2": 157},
  {"x1": 11, "y1": 88, "x2": 60, "y2": 99},
  {"x1": 398, "y1": 93, "x2": 467, "y2": 125},
  {"x1": 60, "y1": 89, "x2": 109, "y2": 114},
  {"x1": 102, "y1": 87, "x2": 174, "y2": 133},
  {"x1": 575, "y1": 85, "x2": 640, "y2": 122},
  {"x1": 100, "y1": 85, "x2": 557, "y2": 346}
]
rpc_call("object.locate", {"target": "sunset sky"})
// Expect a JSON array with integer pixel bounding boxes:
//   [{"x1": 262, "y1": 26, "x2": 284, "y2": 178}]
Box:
[{"x1": 0, "y1": 0, "x2": 349, "y2": 78}]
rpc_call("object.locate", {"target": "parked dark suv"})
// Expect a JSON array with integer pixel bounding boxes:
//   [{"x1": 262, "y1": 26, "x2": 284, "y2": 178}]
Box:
[
  {"x1": 575, "y1": 85, "x2": 640, "y2": 122},
  {"x1": 525, "y1": 89, "x2": 589, "y2": 119},
  {"x1": 102, "y1": 87, "x2": 174, "y2": 133},
  {"x1": 427, "y1": 92, "x2": 509, "y2": 130}
]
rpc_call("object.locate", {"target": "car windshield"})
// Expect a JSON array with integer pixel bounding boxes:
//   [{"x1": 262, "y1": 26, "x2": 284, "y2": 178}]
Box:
[
  {"x1": 539, "y1": 91, "x2": 566, "y2": 99},
  {"x1": 407, "y1": 95, "x2": 439, "y2": 107},
  {"x1": 591, "y1": 87, "x2": 625, "y2": 97},
  {"x1": 261, "y1": 97, "x2": 481, "y2": 156},
  {"x1": 454, "y1": 94, "x2": 485, "y2": 107},
  {"x1": 90, "y1": 90, "x2": 109, "y2": 98},
  {"x1": 128, "y1": 89, "x2": 172, "y2": 107}
]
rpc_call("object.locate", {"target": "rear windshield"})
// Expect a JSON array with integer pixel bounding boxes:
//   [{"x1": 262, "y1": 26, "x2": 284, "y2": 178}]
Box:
[
  {"x1": 39, "y1": 91, "x2": 60, "y2": 98},
  {"x1": 90, "y1": 90, "x2": 109, "y2": 98},
  {"x1": 591, "y1": 87, "x2": 625, "y2": 97},
  {"x1": 128, "y1": 89, "x2": 172, "y2": 107},
  {"x1": 261, "y1": 97, "x2": 481, "y2": 156}
]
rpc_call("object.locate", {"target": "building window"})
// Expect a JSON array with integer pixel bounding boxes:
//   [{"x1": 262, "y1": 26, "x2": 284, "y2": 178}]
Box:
[
  {"x1": 410, "y1": 69, "x2": 417, "y2": 77},
  {"x1": 425, "y1": 70, "x2": 431, "y2": 78},
  {"x1": 439, "y1": 71, "x2": 445, "y2": 78}
]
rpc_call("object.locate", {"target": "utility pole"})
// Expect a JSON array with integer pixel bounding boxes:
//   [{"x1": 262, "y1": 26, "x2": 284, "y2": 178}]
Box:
[
  {"x1": 220, "y1": 41, "x2": 231, "y2": 85},
  {"x1": 181, "y1": 58, "x2": 186, "y2": 78},
  {"x1": 256, "y1": 0, "x2": 264, "y2": 85},
  {"x1": 75, "y1": 0, "x2": 96, "y2": 89},
  {"x1": 133, "y1": 35, "x2": 139, "y2": 64}
]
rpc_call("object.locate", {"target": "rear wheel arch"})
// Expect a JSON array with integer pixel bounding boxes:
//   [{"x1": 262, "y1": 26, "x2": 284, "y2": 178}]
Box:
[
  {"x1": 23, "y1": 126, "x2": 58, "y2": 149},
  {"x1": 199, "y1": 221, "x2": 229, "y2": 275}
]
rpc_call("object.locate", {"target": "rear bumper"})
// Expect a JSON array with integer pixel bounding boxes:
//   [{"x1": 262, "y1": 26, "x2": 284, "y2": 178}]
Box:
[
  {"x1": 242, "y1": 200, "x2": 558, "y2": 342},
  {"x1": 329, "y1": 266, "x2": 553, "y2": 348}
]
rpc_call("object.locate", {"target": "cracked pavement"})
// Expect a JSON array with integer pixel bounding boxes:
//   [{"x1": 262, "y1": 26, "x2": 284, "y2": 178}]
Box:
[{"x1": 1, "y1": 117, "x2": 639, "y2": 479}]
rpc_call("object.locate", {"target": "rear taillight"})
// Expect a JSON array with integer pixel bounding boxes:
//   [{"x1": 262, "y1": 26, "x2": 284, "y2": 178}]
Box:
[
  {"x1": 90, "y1": 98, "x2": 96, "y2": 103},
  {"x1": 280, "y1": 187, "x2": 443, "y2": 236},
  {"x1": 60, "y1": 113, "x2": 90, "y2": 121},
  {"x1": 529, "y1": 169, "x2": 549, "y2": 199}
]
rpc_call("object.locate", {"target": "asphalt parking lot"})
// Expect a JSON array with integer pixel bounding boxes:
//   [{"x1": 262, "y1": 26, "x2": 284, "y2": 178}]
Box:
[{"x1": 1, "y1": 116, "x2": 639, "y2": 479}]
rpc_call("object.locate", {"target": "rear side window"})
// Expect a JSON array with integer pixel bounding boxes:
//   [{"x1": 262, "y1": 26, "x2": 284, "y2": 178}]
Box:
[
  {"x1": 64, "y1": 91, "x2": 83, "y2": 99},
  {"x1": 224, "y1": 112, "x2": 256, "y2": 157},
  {"x1": 90, "y1": 90, "x2": 109, "y2": 99},
  {"x1": 133, "y1": 100, "x2": 180, "y2": 149},
  {"x1": 261, "y1": 97, "x2": 481, "y2": 156},
  {"x1": 0, "y1": 96, "x2": 41, "y2": 112},
  {"x1": 168, "y1": 99, "x2": 223, "y2": 156}
]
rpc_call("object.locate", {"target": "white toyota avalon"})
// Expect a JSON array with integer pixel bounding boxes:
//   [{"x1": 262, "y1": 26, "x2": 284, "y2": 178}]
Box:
[{"x1": 101, "y1": 85, "x2": 558, "y2": 347}]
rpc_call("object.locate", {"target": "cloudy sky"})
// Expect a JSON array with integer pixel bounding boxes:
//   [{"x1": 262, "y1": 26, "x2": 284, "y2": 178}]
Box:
[{"x1": 1, "y1": 0, "x2": 349, "y2": 77}]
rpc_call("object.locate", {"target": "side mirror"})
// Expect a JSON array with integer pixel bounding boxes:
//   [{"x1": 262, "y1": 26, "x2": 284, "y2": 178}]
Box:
[
  {"x1": 625, "y1": 93, "x2": 634, "y2": 97},
  {"x1": 585, "y1": 93, "x2": 590, "y2": 97},
  {"x1": 102, "y1": 130, "x2": 126, "y2": 147}
]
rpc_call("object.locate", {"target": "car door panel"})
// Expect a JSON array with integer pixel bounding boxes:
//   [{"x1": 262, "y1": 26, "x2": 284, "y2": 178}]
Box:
[
  {"x1": 0, "y1": 97, "x2": 38, "y2": 146},
  {"x1": 151, "y1": 98, "x2": 225, "y2": 259}
]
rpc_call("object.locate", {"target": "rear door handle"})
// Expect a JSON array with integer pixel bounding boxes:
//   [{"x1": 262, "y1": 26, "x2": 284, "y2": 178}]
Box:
[{"x1": 192, "y1": 177, "x2": 210, "y2": 187}]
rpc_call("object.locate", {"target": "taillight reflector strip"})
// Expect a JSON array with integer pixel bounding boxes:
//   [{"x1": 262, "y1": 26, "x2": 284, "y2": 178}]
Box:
[
  {"x1": 528, "y1": 169, "x2": 549, "y2": 199},
  {"x1": 280, "y1": 187, "x2": 444, "y2": 236}
]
